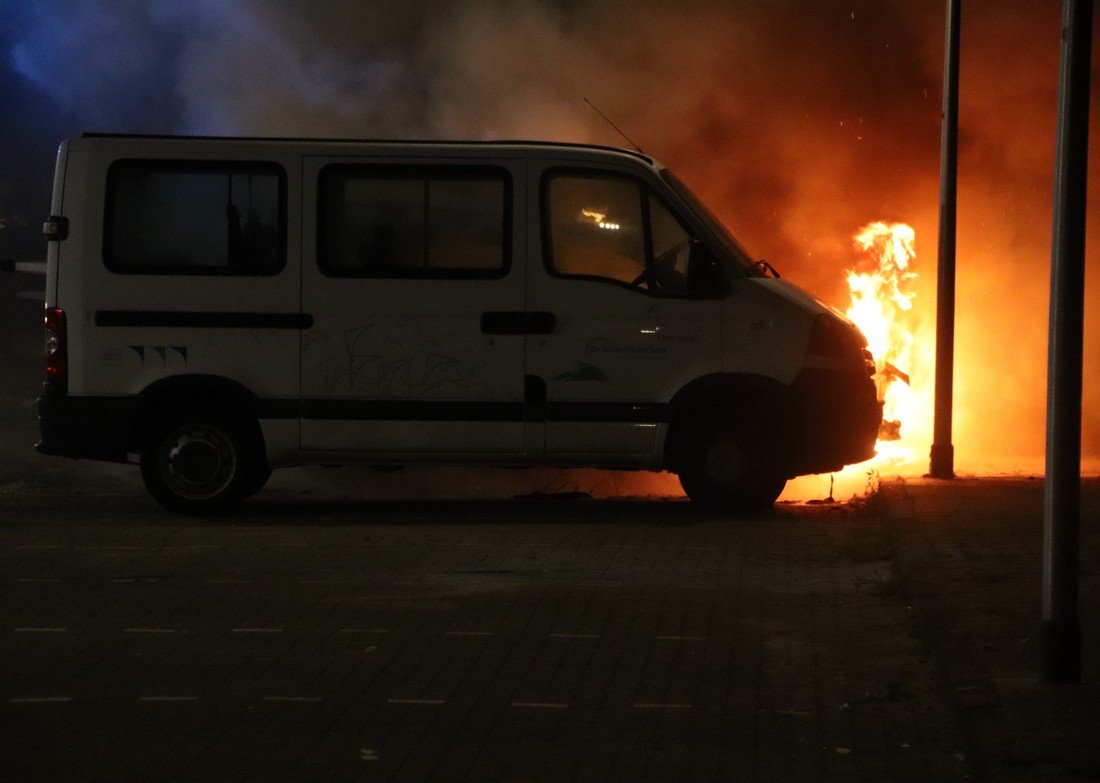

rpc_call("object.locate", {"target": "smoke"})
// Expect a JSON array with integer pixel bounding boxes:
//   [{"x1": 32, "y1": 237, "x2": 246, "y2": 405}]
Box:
[
  {"x1": 2, "y1": 0, "x2": 1097, "y2": 476},
  {"x1": 6, "y1": 0, "x2": 947, "y2": 291},
  {"x1": 7, "y1": 1, "x2": 185, "y2": 130},
  {"x1": 947, "y1": 2, "x2": 1100, "y2": 473}
]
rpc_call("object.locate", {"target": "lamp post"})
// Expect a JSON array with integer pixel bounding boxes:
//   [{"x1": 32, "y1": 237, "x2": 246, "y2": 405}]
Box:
[
  {"x1": 930, "y1": 0, "x2": 961, "y2": 480},
  {"x1": 1042, "y1": 0, "x2": 1092, "y2": 685}
]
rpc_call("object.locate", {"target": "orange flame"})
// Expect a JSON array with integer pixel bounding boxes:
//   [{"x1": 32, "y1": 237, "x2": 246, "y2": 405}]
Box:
[{"x1": 845, "y1": 221, "x2": 920, "y2": 466}]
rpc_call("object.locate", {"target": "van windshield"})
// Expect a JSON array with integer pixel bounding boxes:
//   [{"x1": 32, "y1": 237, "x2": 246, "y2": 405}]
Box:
[{"x1": 659, "y1": 169, "x2": 760, "y2": 277}]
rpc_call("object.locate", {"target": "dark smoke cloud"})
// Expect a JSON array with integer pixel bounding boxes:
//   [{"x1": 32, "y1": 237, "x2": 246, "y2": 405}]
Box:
[
  {"x1": 0, "y1": 0, "x2": 1096, "y2": 471},
  {"x1": 4, "y1": 1, "x2": 945, "y2": 282}
]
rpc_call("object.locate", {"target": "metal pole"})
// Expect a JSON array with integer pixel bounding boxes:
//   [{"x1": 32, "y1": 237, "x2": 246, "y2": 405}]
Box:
[
  {"x1": 930, "y1": 0, "x2": 961, "y2": 479},
  {"x1": 1042, "y1": 0, "x2": 1092, "y2": 685}
]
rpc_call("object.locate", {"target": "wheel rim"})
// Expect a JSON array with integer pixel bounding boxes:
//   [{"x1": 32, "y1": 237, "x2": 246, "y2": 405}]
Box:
[{"x1": 160, "y1": 424, "x2": 237, "y2": 500}]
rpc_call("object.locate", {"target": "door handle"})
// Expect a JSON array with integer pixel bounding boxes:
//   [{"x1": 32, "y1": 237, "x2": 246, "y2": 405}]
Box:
[
  {"x1": 481, "y1": 311, "x2": 556, "y2": 335},
  {"x1": 525, "y1": 311, "x2": 556, "y2": 334}
]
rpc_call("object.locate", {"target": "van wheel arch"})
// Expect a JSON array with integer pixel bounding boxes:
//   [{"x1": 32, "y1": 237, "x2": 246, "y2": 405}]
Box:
[
  {"x1": 664, "y1": 373, "x2": 791, "y2": 472},
  {"x1": 135, "y1": 374, "x2": 265, "y2": 448}
]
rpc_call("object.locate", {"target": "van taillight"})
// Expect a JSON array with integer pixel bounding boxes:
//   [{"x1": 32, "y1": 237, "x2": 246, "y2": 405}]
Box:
[{"x1": 44, "y1": 307, "x2": 67, "y2": 392}]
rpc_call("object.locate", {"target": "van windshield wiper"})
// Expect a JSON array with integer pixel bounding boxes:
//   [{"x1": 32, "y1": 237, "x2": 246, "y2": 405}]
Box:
[{"x1": 752, "y1": 259, "x2": 780, "y2": 278}]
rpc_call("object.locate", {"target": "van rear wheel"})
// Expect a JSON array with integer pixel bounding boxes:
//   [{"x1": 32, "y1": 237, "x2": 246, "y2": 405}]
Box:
[
  {"x1": 677, "y1": 424, "x2": 786, "y2": 515},
  {"x1": 140, "y1": 411, "x2": 258, "y2": 514}
]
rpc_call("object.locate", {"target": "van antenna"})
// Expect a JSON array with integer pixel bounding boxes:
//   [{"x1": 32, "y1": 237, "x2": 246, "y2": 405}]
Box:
[{"x1": 584, "y1": 98, "x2": 645, "y2": 154}]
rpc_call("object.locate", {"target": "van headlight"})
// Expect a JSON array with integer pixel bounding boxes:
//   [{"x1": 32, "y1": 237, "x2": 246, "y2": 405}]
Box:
[{"x1": 806, "y1": 314, "x2": 873, "y2": 374}]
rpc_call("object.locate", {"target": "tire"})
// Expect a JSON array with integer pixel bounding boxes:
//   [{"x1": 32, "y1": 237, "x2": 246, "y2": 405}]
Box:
[
  {"x1": 242, "y1": 465, "x2": 273, "y2": 499},
  {"x1": 677, "y1": 423, "x2": 786, "y2": 515},
  {"x1": 140, "y1": 410, "x2": 259, "y2": 514}
]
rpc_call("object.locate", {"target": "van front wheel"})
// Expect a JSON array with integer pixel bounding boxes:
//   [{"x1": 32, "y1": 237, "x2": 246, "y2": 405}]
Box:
[
  {"x1": 677, "y1": 425, "x2": 786, "y2": 515},
  {"x1": 141, "y1": 412, "x2": 257, "y2": 514}
]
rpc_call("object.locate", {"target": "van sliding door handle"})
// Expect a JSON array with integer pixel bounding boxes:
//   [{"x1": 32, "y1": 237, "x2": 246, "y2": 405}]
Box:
[
  {"x1": 481, "y1": 311, "x2": 556, "y2": 335},
  {"x1": 525, "y1": 312, "x2": 556, "y2": 334},
  {"x1": 481, "y1": 312, "x2": 525, "y2": 335}
]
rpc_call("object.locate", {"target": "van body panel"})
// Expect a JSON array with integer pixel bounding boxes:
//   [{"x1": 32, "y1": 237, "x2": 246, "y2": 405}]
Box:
[{"x1": 722, "y1": 279, "x2": 817, "y2": 385}]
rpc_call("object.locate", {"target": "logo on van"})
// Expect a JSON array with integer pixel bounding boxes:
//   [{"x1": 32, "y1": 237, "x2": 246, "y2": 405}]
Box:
[
  {"x1": 552, "y1": 362, "x2": 608, "y2": 382},
  {"x1": 585, "y1": 337, "x2": 668, "y2": 356},
  {"x1": 127, "y1": 345, "x2": 188, "y2": 364}
]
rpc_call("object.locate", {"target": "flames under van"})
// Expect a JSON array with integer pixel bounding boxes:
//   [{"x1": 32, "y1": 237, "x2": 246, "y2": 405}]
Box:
[{"x1": 37, "y1": 134, "x2": 881, "y2": 514}]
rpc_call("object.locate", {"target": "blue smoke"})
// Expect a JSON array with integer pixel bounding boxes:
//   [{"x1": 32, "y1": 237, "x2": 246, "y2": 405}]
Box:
[
  {"x1": 4, "y1": 0, "x2": 185, "y2": 132},
  {"x1": 1, "y1": 0, "x2": 419, "y2": 136}
]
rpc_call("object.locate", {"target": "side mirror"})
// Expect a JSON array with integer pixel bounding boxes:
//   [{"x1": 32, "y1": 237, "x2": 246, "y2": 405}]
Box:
[{"x1": 686, "y1": 242, "x2": 728, "y2": 297}]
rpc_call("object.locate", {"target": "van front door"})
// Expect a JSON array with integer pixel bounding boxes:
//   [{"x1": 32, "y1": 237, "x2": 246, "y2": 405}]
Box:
[
  {"x1": 300, "y1": 156, "x2": 526, "y2": 456},
  {"x1": 526, "y1": 167, "x2": 724, "y2": 461}
]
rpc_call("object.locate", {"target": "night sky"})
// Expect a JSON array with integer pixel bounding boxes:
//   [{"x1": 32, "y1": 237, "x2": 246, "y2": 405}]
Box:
[{"x1": 0, "y1": 0, "x2": 1097, "y2": 470}]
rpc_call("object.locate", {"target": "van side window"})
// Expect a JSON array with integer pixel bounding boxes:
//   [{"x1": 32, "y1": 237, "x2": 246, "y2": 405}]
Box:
[
  {"x1": 546, "y1": 175, "x2": 646, "y2": 286},
  {"x1": 545, "y1": 172, "x2": 699, "y2": 296},
  {"x1": 649, "y1": 195, "x2": 695, "y2": 293},
  {"x1": 105, "y1": 161, "x2": 284, "y2": 275},
  {"x1": 318, "y1": 166, "x2": 508, "y2": 278}
]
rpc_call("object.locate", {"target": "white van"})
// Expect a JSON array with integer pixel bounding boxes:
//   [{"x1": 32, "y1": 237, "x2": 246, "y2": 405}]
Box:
[{"x1": 37, "y1": 134, "x2": 881, "y2": 514}]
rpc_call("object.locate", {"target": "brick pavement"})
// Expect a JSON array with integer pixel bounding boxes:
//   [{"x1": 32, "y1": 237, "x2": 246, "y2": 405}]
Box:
[
  {"x1": 1, "y1": 440, "x2": 970, "y2": 781},
  {"x1": 877, "y1": 476, "x2": 1100, "y2": 783}
]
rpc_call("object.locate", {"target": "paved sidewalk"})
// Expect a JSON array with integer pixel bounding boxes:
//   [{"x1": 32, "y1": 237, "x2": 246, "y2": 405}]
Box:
[
  {"x1": 876, "y1": 477, "x2": 1100, "y2": 782},
  {"x1": 3, "y1": 419, "x2": 1097, "y2": 782}
]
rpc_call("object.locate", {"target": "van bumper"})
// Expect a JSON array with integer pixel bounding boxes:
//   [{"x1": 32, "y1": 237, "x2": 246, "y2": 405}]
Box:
[
  {"x1": 37, "y1": 394, "x2": 135, "y2": 462},
  {"x1": 783, "y1": 367, "x2": 882, "y2": 476}
]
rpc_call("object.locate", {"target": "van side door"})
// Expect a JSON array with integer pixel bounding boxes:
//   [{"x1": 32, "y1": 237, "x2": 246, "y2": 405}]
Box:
[{"x1": 300, "y1": 157, "x2": 527, "y2": 456}]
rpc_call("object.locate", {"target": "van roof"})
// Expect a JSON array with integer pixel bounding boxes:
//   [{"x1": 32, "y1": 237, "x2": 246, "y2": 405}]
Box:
[{"x1": 78, "y1": 133, "x2": 656, "y2": 166}]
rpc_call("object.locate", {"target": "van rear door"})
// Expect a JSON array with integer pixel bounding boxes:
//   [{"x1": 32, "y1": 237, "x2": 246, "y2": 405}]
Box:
[{"x1": 300, "y1": 155, "x2": 527, "y2": 456}]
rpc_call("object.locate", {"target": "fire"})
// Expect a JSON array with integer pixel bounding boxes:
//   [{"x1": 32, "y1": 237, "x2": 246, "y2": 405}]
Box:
[
  {"x1": 845, "y1": 221, "x2": 919, "y2": 466},
  {"x1": 780, "y1": 219, "x2": 932, "y2": 502}
]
